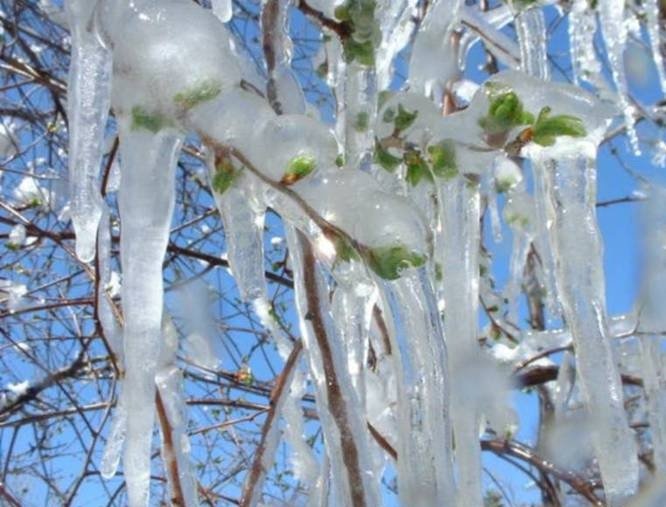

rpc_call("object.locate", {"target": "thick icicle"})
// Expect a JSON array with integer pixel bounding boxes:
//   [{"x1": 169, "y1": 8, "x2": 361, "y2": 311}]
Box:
[
  {"x1": 155, "y1": 316, "x2": 199, "y2": 507},
  {"x1": 285, "y1": 226, "x2": 382, "y2": 507},
  {"x1": 638, "y1": 186, "x2": 666, "y2": 473},
  {"x1": 375, "y1": 0, "x2": 417, "y2": 90},
  {"x1": 532, "y1": 141, "x2": 638, "y2": 504},
  {"x1": 116, "y1": 120, "x2": 183, "y2": 507},
  {"x1": 599, "y1": 0, "x2": 640, "y2": 153},
  {"x1": 380, "y1": 268, "x2": 455, "y2": 507},
  {"x1": 65, "y1": 0, "x2": 112, "y2": 262},
  {"x1": 437, "y1": 177, "x2": 484, "y2": 507}
]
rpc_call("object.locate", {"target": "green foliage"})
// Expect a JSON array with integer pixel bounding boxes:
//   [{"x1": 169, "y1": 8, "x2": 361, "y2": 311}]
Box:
[
  {"x1": 332, "y1": 234, "x2": 360, "y2": 263},
  {"x1": 531, "y1": 106, "x2": 587, "y2": 146},
  {"x1": 428, "y1": 140, "x2": 458, "y2": 180},
  {"x1": 479, "y1": 91, "x2": 534, "y2": 135},
  {"x1": 404, "y1": 148, "x2": 433, "y2": 186},
  {"x1": 374, "y1": 140, "x2": 402, "y2": 172},
  {"x1": 366, "y1": 244, "x2": 426, "y2": 280},
  {"x1": 131, "y1": 106, "x2": 172, "y2": 133},
  {"x1": 336, "y1": 0, "x2": 379, "y2": 67},
  {"x1": 335, "y1": 154, "x2": 345, "y2": 167},
  {"x1": 354, "y1": 112, "x2": 370, "y2": 132},
  {"x1": 394, "y1": 104, "x2": 419, "y2": 131},
  {"x1": 173, "y1": 79, "x2": 222, "y2": 110},
  {"x1": 281, "y1": 154, "x2": 316, "y2": 185},
  {"x1": 211, "y1": 159, "x2": 236, "y2": 195}
]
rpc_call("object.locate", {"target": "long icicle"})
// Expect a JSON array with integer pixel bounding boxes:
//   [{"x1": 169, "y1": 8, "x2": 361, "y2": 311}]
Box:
[
  {"x1": 117, "y1": 121, "x2": 183, "y2": 507},
  {"x1": 537, "y1": 145, "x2": 638, "y2": 505},
  {"x1": 65, "y1": 0, "x2": 112, "y2": 262}
]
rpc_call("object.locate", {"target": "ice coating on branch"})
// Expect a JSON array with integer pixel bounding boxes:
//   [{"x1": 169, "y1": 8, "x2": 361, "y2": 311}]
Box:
[
  {"x1": 285, "y1": 225, "x2": 383, "y2": 507},
  {"x1": 211, "y1": 0, "x2": 233, "y2": 23},
  {"x1": 638, "y1": 187, "x2": 666, "y2": 473},
  {"x1": 156, "y1": 316, "x2": 199, "y2": 507},
  {"x1": 97, "y1": 0, "x2": 241, "y2": 118},
  {"x1": 116, "y1": 119, "x2": 183, "y2": 507},
  {"x1": 65, "y1": 0, "x2": 112, "y2": 262},
  {"x1": 528, "y1": 144, "x2": 639, "y2": 504},
  {"x1": 599, "y1": 0, "x2": 640, "y2": 153}
]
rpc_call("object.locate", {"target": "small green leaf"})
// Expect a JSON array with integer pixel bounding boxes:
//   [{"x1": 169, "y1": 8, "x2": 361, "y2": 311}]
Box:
[
  {"x1": 354, "y1": 112, "x2": 369, "y2": 132},
  {"x1": 212, "y1": 159, "x2": 236, "y2": 195},
  {"x1": 374, "y1": 140, "x2": 402, "y2": 172},
  {"x1": 334, "y1": 4, "x2": 351, "y2": 20},
  {"x1": 281, "y1": 154, "x2": 316, "y2": 185},
  {"x1": 479, "y1": 91, "x2": 533, "y2": 135},
  {"x1": 435, "y1": 262, "x2": 443, "y2": 282},
  {"x1": 531, "y1": 106, "x2": 587, "y2": 146},
  {"x1": 131, "y1": 106, "x2": 171, "y2": 133},
  {"x1": 173, "y1": 79, "x2": 222, "y2": 110},
  {"x1": 366, "y1": 244, "x2": 426, "y2": 280},
  {"x1": 378, "y1": 90, "x2": 393, "y2": 109},
  {"x1": 428, "y1": 140, "x2": 458, "y2": 180},
  {"x1": 404, "y1": 149, "x2": 433, "y2": 186},
  {"x1": 394, "y1": 104, "x2": 418, "y2": 131},
  {"x1": 343, "y1": 38, "x2": 375, "y2": 66},
  {"x1": 335, "y1": 154, "x2": 345, "y2": 167},
  {"x1": 382, "y1": 107, "x2": 396, "y2": 123}
]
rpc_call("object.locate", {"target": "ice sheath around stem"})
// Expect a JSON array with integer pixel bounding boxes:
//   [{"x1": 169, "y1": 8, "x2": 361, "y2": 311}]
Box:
[
  {"x1": 538, "y1": 146, "x2": 638, "y2": 504},
  {"x1": 117, "y1": 120, "x2": 183, "y2": 507}
]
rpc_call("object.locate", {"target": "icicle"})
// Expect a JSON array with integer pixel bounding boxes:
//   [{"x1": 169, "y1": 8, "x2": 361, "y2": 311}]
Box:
[
  {"x1": 646, "y1": 0, "x2": 666, "y2": 94},
  {"x1": 98, "y1": 205, "x2": 126, "y2": 480},
  {"x1": 344, "y1": 64, "x2": 377, "y2": 170},
  {"x1": 375, "y1": 0, "x2": 417, "y2": 90},
  {"x1": 285, "y1": 225, "x2": 383, "y2": 507},
  {"x1": 599, "y1": 0, "x2": 640, "y2": 153},
  {"x1": 409, "y1": 0, "x2": 463, "y2": 104},
  {"x1": 568, "y1": 0, "x2": 604, "y2": 88},
  {"x1": 380, "y1": 268, "x2": 455, "y2": 507},
  {"x1": 211, "y1": 0, "x2": 233, "y2": 23},
  {"x1": 156, "y1": 316, "x2": 199, "y2": 507},
  {"x1": 116, "y1": 120, "x2": 183, "y2": 507},
  {"x1": 437, "y1": 177, "x2": 484, "y2": 507},
  {"x1": 262, "y1": 0, "x2": 305, "y2": 115},
  {"x1": 65, "y1": 0, "x2": 112, "y2": 262},
  {"x1": 515, "y1": 6, "x2": 549, "y2": 80},
  {"x1": 532, "y1": 142, "x2": 638, "y2": 504},
  {"x1": 638, "y1": 186, "x2": 666, "y2": 473}
]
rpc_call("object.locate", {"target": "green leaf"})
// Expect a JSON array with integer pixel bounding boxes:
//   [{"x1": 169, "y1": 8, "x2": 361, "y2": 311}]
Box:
[
  {"x1": 404, "y1": 149, "x2": 433, "y2": 186},
  {"x1": 428, "y1": 140, "x2": 458, "y2": 180},
  {"x1": 354, "y1": 112, "x2": 369, "y2": 132},
  {"x1": 365, "y1": 244, "x2": 426, "y2": 280},
  {"x1": 531, "y1": 107, "x2": 587, "y2": 146},
  {"x1": 374, "y1": 140, "x2": 402, "y2": 172},
  {"x1": 212, "y1": 159, "x2": 236, "y2": 195},
  {"x1": 343, "y1": 38, "x2": 375, "y2": 66},
  {"x1": 335, "y1": 154, "x2": 345, "y2": 167},
  {"x1": 478, "y1": 91, "x2": 533, "y2": 135},
  {"x1": 173, "y1": 79, "x2": 222, "y2": 110},
  {"x1": 382, "y1": 107, "x2": 396, "y2": 123},
  {"x1": 394, "y1": 104, "x2": 418, "y2": 131},
  {"x1": 281, "y1": 154, "x2": 316, "y2": 185},
  {"x1": 131, "y1": 106, "x2": 171, "y2": 133}
]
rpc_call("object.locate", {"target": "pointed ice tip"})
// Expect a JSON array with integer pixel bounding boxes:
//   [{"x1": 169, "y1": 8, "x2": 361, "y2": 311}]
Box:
[{"x1": 73, "y1": 223, "x2": 98, "y2": 263}]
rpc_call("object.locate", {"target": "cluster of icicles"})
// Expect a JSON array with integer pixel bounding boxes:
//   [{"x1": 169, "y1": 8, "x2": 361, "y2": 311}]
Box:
[{"x1": 65, "y1": 0, "x2": 666, "y2": 506}]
